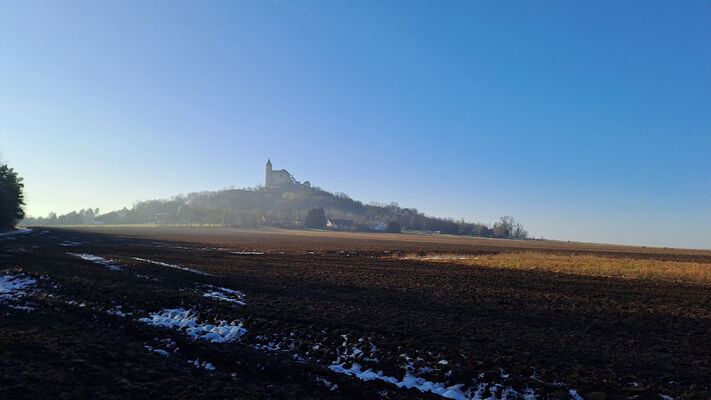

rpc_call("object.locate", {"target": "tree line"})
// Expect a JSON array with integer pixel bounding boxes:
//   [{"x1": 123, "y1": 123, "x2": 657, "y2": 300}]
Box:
[{"x1": 22, "y1": 184, "x2": 531, "y2": 239}]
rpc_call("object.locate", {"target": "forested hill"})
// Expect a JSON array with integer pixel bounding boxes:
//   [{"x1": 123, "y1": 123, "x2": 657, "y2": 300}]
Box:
[{"x1": 21, "y1": 184, "x2": 529, "y2": 238}]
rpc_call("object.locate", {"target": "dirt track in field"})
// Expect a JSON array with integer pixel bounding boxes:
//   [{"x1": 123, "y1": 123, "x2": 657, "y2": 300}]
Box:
[{"x1": 2, "y1": 227, "x2": 710, "y2": 399}]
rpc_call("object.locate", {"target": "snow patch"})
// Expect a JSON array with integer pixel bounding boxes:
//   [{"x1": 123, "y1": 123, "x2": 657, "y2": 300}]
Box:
[
  {"x1": 135, "y1": 274, "x2": 159, "y2": 281},
  {"x1": 132, "y1": 257, "x2": 212, "y2": 276},
  {"x1": 139, "y1": 308, "x2": 246, "y2": 343},
  {"x1": 106, "y1": 306, "x2": 129, "y2": 317},
  {"x1": 330, "y1": 362, "x2": 539, "y2": 400},
  {"x1": 188, "y1": 358, "x2": 216, "y2": 370},
  {"x1": 0, "y1": 228, "x2": 32, "y2": 237},
  {"x1": 7, "y1": 304, "x2": 34, "y2": 311},
  {"x1": 203, "y1": 285, "x2": 246, "y2": 305},
  {"x1": 316, "y1": 376, "x2": 338, "y2": 391},
  {"x1": 65, "y1": 300, "x2": 87, "y2": 307},
  {"x1": 144, "y1": 345, "x2": 170, "y2": 356},
  {"x1": 0, "y1": 273, "x2": 37, "y2": 302},
  {"x1": 68, "y1": 253, "x2": 122, "y2": 271},
  {"x1": 329, "y1": 363, "x2": 468, "y2": 400},
  {"x1": 568, "y1": 390, "x2": 583, "y2": 400}
]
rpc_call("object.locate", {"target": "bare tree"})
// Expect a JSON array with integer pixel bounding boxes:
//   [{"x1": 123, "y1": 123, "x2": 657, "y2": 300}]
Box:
[{"x1": 495, "y1": 216, "x2": 528, "y2": 239}]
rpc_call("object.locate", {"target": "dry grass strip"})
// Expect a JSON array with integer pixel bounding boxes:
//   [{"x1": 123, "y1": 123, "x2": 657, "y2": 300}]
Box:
[{"x1": 398, "y1": 251, "x2": 711, "y2": 285}]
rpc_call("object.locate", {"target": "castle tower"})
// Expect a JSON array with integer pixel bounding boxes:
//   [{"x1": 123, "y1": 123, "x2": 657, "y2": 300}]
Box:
[{"x1": 265, "y1": 159, "x2": 272, "y2": 187}]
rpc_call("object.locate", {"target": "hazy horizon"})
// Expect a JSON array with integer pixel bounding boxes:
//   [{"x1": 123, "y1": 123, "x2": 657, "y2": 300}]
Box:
[{"x1": 2, "y1": 1, "x2": 710, "y2": 249}]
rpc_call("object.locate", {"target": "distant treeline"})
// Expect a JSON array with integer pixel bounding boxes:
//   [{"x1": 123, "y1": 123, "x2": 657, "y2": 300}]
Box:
[{"x1": 22, "y1": 185, "x2": 530, "y2": 239}]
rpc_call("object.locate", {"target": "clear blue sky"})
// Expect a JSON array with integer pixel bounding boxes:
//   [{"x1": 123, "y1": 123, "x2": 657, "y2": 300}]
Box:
[{"x1": 1, "y1": 1, "x2": 709, "y2": 248}]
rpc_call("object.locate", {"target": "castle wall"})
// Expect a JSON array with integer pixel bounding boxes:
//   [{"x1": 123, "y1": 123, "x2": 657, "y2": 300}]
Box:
[
  {"x1": 270, "y1": 170, "x2": 293, "y2": 186},
  {"x1": 265, "y1": 160, "x2": 296, "y2": 187}
]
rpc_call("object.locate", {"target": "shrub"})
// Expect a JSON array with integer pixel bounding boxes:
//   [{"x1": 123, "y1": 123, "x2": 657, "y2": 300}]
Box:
[
  {"x1": 304, "y1": 207, "x2": 326, "y2": 229},
  {"x1": 386, "y1": 221, "x2": 401, "y2": 233}
]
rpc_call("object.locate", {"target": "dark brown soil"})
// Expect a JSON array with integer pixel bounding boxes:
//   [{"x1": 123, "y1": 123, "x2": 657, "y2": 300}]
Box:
[{"x1": 1, "y1": 227, "x2": 710, "y2": 399}]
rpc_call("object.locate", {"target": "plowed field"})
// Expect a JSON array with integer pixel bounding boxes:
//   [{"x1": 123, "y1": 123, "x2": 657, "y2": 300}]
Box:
[{"x1": 2, "y1": 227, "x2": 710, "y2": 399}]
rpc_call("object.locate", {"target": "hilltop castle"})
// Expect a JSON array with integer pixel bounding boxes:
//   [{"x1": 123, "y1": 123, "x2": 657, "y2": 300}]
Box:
[{"x1": 265, "y1": 159, "x2": 309, "y2": 188}]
